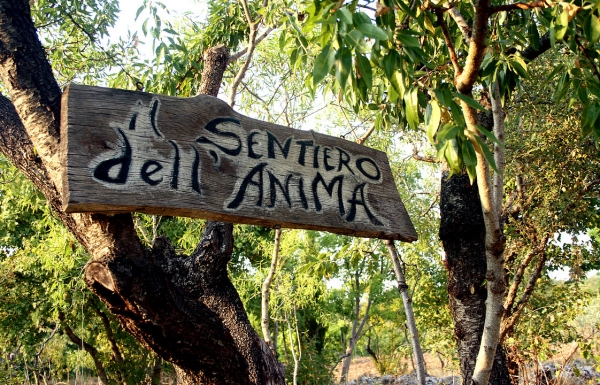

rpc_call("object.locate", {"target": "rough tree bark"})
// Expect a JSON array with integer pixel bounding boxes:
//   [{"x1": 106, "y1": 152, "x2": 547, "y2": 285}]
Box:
[
  {"x1": 439, "y1": 169, "x2": 511, "y2": 385},
  {"x1": 0, "y1": 2, "x2": 284, "y2": 384}
]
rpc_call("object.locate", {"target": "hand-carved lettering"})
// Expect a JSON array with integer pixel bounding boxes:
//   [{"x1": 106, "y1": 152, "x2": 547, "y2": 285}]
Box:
[
  {"x1": 93, "y1": 128, "x2": 132, "y2": 184},
  {"x1": 267, "y1": 131, "x2": 292, "y2": 159},
  {"x1": 297, "y1": 177, "x2": 308, "y2": 210},
  {"x1": 140, "y1": 160, "x2": 163, "y2": 186},
  {"x1": 247, "y1": 131, "x2": 263, "y2": 159},
  {"x1": 190, "y1": 145, "x2": 201, "y2": 194},
  {"x1": 346, "y1": 183, "x2": 383, "y2": 225},
  {"x1": 312, "y1": 172, "x2": 345, "y2": 216},
  {"x1": 89, "y1": 98, "x2": 386, "y2": 228},
  {"x1": 356, "y1": 157, "x2": 381, "y2": 181},
  {"x1": 168, "y1": 140, "x2": 180, "y2": 189},
  {"x1": 323, "y1": 147, "x2": 335, "y2": 171},
  {"x1": 227, "y1": 163, "x2": 268, "y2": 209},
  {"x1": 336, "y1": 147, "x2": 354, "y2": 174},
  {"x1": 150, "y1": 99, "x2": 163, "y2": 138},
  {"x1": 313, "y1": 146, "x2": 320, "y2": 169},
  {"x1": 296, "y1": 140, "x2": 313, "y2": 166},
  {"x1": 196, "y1": 117, "x2": 242, "y2": 156},
  {"x1": 267, "y1": 171, "x2": 292, "y2": 208},
  {"x1": 128, "y1": 113, "x2": 138, "y2": 131}
]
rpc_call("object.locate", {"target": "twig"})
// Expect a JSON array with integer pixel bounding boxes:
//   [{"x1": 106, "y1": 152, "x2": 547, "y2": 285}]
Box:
[
  {"x1": 575, "y1": 36, "x2": 600, "y2": 83},
  {"x1": 448, "y1": 7, "x2": 472, "y2": 43},
  {"x1": 356, "y1": 122, "x2": 377, "y2": 145},
  {"x1": 435, "y1": 9, "x2": 462, "y2": 76},
  {"x1": 491, "y1": 0, "x2": 549, "y2": 13},
  {"x1": 228, "y1": 27, "x2": 275, "y2": 64}
]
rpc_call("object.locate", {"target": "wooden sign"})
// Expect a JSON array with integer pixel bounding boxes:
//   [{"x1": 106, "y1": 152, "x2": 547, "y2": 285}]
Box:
[{"x1": 60, "y1": 85, "x2": 417, "y2": 241}]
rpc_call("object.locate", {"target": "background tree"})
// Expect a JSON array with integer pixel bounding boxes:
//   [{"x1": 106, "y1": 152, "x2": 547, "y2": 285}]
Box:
[{"x1": 291, "y1": 0, "x2": 600, "y2": 382}]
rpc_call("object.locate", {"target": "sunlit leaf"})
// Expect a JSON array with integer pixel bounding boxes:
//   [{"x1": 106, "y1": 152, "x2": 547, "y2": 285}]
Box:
[
  {"x1": 356, "y1": 23, "x2": 388, "y2": 40},
  {"x1": 425, "y1": 100, "x2": 441, "y2": 144},
  {"x1": 356, "y1": 54, "x2": 373, "y2": 88},
  {"x1": 453, "y1": 92, "x2": 486, "y2": 111},
  {"x1": 404, "y1": 87, "x2": 419, "y2": 129},
  {"x1": 584, "y1": 13, "x2": 600, "y2": 44},
  {"x1": 335, "y1": 47, "x2": 352, "y2": 91},
  {"x1": 313, "y1": 44, "x2": 336, "y2": 86}
]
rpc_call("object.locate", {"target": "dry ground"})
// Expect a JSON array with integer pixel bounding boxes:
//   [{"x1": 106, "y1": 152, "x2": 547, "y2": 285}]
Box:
[{"x1": 334, "y1": 352, "x2": 461, "y2": 383}]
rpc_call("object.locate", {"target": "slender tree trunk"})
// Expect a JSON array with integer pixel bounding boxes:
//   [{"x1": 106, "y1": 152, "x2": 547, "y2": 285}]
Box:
[
  {"x1": 262, "y1": 229, "x2": 282, "y2": 351},
  {"x1": 58, "y1": 312, "x2": 110, "y2": 385},
  {"x1": 386, "y1": 240, "x2": 427, "y2": 385},
  {"x1": 93, "y1": 304, "x2": 127, "y2": 385},
  {"x1": 340, "y1": 272, "x2": 372, "y2": 384},
  {"x1": 0, "y1": 3, "x2": 284, "y2": 384},
  {"x1": 439, "y1": 169, "x2": 510, "y2": 385}
]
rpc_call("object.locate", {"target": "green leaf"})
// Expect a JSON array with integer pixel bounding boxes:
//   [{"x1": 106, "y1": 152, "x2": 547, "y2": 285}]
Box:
[
  {"x1": 390, "y1": 71, "x2": 405, "y2": 97},
  {"x1": 135, "y1": 5, "x2": 145, "y2": 20},
  {"x1": 555, "y1": 10, "x2": 569, "y2": 41},
  {"x1": 345, "y1": 30, "x2": 369, "y2": 53},
  {"x1": 357, "y1": 23, "x2": 388, "y2": 40},
  {"x1": 529, "y1": 22, "x2": 540, "y2": 50},
  {"x1": 554, "y1": 72, "x2": 571, "y2": 102},
  {"x1": 475, "y1": 124, "x2": 505, "y2": 149},
  {"x1": 437, "y1": 123, "x2": 460, "y2": 142},
  {"x1": 546, "y1": 64, "x2": 566, "y2": 82},
  {"x1": 425, "y1": 100, "x2": 441, "y2": 144},
  {"x1": 313, "y1": 44, "x2": 336, "y2": 86},
  {"x1": 584, "y1": 13, "x2": 600, "y2": 45},
  {"x1": 582, "y1": 102, "x2": 600, "y2": 137},
  {"x1": 404, "y1": 87, "x2": 419, "y2": 130},
  {"x1": 142, "y1": 18, "x2": 149, "y2": 36},
  {"x1": 445, "y1": 138, "x2": 462, "y2": 174},
  {"x1": 336, "y1": 7, "x2": 353, "y2": 25},
  {"x1": 453, "y1": 92, "x2": 487, "y2": 111},
  {"x1": 461, "y1": 139, "x2": 477, "y2": 167},
  {"x1": 396, "y1": 30, "x2": 421, "y2": 47},
  {"x1": 475, "y1": 136, "x2": 499, "y2": 173},
  {"x1": 356, "y1": 54, "x2": 373, "y2": 88},
  {"x1": 382, "y1": 50, "x2": 398, "y2": 79},
  {"x1": 509, "y1": 55, "x2": 528, "y2": 78},
  {"x1": 352, "y1": 12, "x2": 372, "y2": 25},
  {"x1": 335, "y1": 47, "x2": 352, "y2": 91}
]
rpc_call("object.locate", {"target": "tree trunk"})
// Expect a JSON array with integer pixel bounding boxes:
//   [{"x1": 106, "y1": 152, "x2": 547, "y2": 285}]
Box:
[
  {"x1": 439, "y1": 169, "x2": 510, "y2": 385},
  {"x1": 0, "y1": 2, "x2": 284, "y2": 384},
  {"x1": 386, "y1": 240, "x2": 427, "y2": 385}
]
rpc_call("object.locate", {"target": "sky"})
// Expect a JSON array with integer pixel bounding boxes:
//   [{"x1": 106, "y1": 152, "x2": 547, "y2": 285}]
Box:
[{"x1": 109, "y1": 0, "x2": 207, "y2": 58}]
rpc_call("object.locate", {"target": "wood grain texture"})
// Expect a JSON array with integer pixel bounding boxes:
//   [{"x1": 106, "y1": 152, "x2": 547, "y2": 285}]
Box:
[{"x1": 61, "y1": 84, "x2": 417, "y2": 241}]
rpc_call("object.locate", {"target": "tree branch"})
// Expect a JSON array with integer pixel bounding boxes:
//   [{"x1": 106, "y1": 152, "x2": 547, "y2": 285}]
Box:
[
  {"x1": 503, "y1": 235, "x2": 549, "y2": 319},
  {"x1": 491, "y1": 0, "x2": 549, "y2": 13},
  {"x1": 491, "y1": 81, "x2": 505, "y2": 218},
  {"x1": 500, "y1": 248, "x2": 548, "y2": 342},
  {"x1": 92, "y1": 303, "x2": 127, "y2": 384},
  {"x1": 59, "y1": 312, "x2": 110, "y2": 385},
  {"x1": 228, "y1": 27, "x2": 275, "y2": 64},
  {"x1": 435, "y1": 8, "x2": 462, "y2": 75},
  {"x1": 262, "y1": 228, "x2": 281, "y2": 351},
  {"x1": 229, "y1": 0, "x2": 261, "y2": 107},
  {"x1": 575, "y1": 35, "x2": 600, "y2": 83},
  {"x1": 455, "y1": 0, "x2": 491, "y2": 94},
  {"x1": 0, "y1": 0, "x2": 62, "y2": 178},
  {"x1": 356, "y1": 122, "x2": 377, "y2": 145},
  {"x1": 448, "y1": 7, "x2": 472, "y2": 43}
]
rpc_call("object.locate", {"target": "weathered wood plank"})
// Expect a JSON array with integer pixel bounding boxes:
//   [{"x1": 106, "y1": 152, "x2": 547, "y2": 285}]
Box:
[{"x1": 60, "y1": 84, "x2": 417, "y2": 241}]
